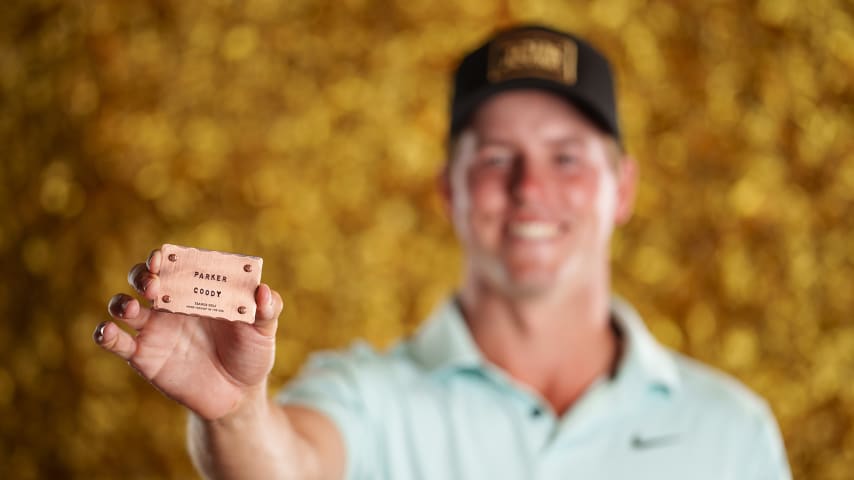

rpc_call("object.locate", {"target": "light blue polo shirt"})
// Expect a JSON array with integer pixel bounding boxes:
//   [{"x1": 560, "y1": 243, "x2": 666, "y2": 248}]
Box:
[{"x1": 278, "y1": 298, "x2": 791, "y2": 479}]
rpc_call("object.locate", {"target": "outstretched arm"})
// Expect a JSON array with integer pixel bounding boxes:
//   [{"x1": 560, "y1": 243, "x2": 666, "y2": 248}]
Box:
[{"x1": 95, "y1": 249, "x2": 346, "y2": 479}]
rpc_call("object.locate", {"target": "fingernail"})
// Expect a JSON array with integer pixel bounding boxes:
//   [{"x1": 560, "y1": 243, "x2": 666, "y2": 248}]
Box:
[
  {"x1": 119, "y1": 298, "x2": 132, "y2": 318},
  {"x1": 93, "y1": 322, "x2": 107, "y2": 344}
]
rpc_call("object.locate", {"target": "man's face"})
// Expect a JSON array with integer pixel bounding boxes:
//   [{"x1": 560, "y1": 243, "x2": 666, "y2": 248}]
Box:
[{"x1": 445, "y1": 89, "x2": 637, "y2": 298}]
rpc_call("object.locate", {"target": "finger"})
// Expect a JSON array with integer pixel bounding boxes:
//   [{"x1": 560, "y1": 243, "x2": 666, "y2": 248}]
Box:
[
  {"x1": 253, "y1": 283, "x2": 282, "y2": 337},
  {"x1": 127, "y1": 262, "x2": 160, "y2": 301},
  {"x1": 107, "y1": 293, "x2": 153, "y2": 330},
  {"x1": 145, "y1": 249, "x2": 162, "y2": 275},
  {"x1": 93, "y1": 321, "x2": 138, "y2": 361}
]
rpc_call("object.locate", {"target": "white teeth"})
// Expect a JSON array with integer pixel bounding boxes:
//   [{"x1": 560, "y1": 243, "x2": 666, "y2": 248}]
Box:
[{"x1": 509, "y1": 222, "x2": 559, "y2": 239}]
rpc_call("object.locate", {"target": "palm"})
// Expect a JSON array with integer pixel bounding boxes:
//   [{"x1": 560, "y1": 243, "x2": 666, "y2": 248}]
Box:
[{"x1": 130, "y1": 310, "x2": 275, "y2": 420}]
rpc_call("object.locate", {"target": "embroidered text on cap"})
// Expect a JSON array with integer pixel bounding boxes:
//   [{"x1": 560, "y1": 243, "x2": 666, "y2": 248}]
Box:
[{"x1": 487, "y1": 30, "x2": 578, "y2": 86}]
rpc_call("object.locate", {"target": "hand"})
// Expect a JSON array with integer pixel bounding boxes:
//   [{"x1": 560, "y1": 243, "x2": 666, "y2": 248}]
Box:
[{"x1": 95, "y1": 249, "x2": 284, "y2": 420}]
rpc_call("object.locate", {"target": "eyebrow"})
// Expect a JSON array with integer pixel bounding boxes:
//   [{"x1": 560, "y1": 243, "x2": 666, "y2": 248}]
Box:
[
  {"x1": 546, "y1": 136, "x2": 583, "y2": 147},
  {"x1": 475, "y1": 137, "x2": 515, "y2": 149}
]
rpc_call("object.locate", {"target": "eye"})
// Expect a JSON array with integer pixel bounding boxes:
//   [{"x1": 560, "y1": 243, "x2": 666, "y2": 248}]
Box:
[
  {"x1": 484, "y1": 156, "x2": 508, "y2": 167},
  {"x1": 477, "y1": 151, "x2": 513, "y2": 169},
  {"x1": 555, "y1": 153, "x2": 578, "y2": 166}
]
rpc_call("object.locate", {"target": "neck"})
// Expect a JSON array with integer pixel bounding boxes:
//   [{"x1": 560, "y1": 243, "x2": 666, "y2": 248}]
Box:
[{"x1": 458, "y1": 269, "x2": 618, "y2": 416}]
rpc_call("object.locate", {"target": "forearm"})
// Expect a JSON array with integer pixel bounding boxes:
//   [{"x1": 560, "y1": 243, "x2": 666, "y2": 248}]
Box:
[{"x1": 187, "y1": 386, "x2": 320, "y2": 480}]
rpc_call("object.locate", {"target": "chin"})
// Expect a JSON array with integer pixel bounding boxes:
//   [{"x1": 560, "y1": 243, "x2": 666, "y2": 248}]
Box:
[
  {"x1": 503, "y1": 252, "x2": 590, "y2": 291},
  {"x1": 503, "y1": 281, "x2": 555, "y2": 299},
  {"x1": 497, "y1": 267, "x2": 563, "y2": 298}
]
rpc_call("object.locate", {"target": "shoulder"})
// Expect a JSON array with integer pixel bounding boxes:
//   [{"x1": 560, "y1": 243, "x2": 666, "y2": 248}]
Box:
[
  {"x1": 668, "y1": 351, "x2": 777, "y2": 428},
  {"x1": 278, "y1": 342, "x2": 425, "y2": 480},
  {"x1": 289, "y1": 339, "x2": 425, "y2": 392},
  {"x1": 664, "y1": 352, "x2": 791, "y2": 477}
]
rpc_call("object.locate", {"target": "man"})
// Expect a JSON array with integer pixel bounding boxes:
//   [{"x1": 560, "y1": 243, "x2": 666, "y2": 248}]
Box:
[{"x1": 95, "y1": 25, "x2": 791, "y2": 479}]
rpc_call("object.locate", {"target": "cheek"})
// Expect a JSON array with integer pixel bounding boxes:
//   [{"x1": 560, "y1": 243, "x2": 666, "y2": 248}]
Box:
[
  {"x1": 560, "y1": 173, "x2": 616, "y2": 219},
  {"x1": 566, "y1": 183, "x2": 591, "y2": 208},
  {"x1": 559, "y1": 175, "x2": 598, "y2": 210},
  {"x1": 450, "y1": 174, "x2": 507, "y2": 243},
  {"x1": 468, "y1": 175, "x2": 508, "y2": 216},
  {"x1": 590, "y1": 179, "x2": 619, "y2": 227}
]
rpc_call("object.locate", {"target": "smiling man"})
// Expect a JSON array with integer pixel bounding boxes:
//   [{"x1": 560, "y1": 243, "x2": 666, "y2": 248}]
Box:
[
  {"x1": 444, "y1": 86, "x2": 632, "y2": 418},
  {"x1": 96, "y1": 25, "x2": 791, "y2": 479}
]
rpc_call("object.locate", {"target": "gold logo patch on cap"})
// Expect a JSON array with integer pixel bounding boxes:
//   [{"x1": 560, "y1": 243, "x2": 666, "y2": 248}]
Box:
[{"x1": 487, "y1": 30, "x2": 578, "y2": 85}]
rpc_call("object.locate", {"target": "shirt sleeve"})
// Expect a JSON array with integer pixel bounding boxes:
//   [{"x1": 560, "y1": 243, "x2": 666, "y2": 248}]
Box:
[{"x1": 276, "y1": 342, "x2": 379, "y2": 480}]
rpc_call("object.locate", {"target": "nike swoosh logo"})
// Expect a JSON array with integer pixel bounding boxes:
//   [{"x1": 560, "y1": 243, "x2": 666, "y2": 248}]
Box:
[{"x1": 631, "y1": 433, "x2": 680, "y2": 449}]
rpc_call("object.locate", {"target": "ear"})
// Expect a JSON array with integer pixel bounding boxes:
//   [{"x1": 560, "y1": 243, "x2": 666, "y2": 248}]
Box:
[{"x1": 614, "y1": 154, "x2": 638, "y2": 225}]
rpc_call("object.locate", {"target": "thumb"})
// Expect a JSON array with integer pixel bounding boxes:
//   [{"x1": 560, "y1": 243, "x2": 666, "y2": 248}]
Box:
[{"x1": 253, "y1": 283, "x2": 282, "y2": 337}]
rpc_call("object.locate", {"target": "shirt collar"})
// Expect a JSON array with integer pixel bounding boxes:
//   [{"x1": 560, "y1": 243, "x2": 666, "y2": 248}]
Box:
[
  {"x1": 407, "y1": 298, "x2": 484, "y2": 373},
  {"x1": 408, "y1": 296, "x2": 682, "y2": 394},
  {"x1": 609, "y1": 296, "x2": 681, "y2": 395}
]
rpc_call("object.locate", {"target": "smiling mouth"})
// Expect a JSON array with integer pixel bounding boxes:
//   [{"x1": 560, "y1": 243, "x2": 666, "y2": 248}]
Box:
[{"x1": 507, "y1": 221, "x2": 562, "y2": 240}]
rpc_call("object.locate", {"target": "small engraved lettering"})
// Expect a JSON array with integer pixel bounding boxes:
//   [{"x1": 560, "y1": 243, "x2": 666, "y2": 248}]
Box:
[
  {"x1": 193, "y1": 286, "x2": 222, "y2": 297},
  {"x1": 193, "y1": 271, "x2": 228, "y2": 282}
]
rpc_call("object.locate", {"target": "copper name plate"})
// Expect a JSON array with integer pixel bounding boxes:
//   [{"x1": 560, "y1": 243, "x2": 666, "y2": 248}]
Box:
[{"x1": 152, "y1": 244, "x2": 263, "y2": 323}]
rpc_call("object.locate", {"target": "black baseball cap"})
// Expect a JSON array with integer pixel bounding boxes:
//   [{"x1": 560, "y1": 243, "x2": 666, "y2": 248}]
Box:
[{"x1": 449, "y1": 25, "x2": 621, "y2": 145}]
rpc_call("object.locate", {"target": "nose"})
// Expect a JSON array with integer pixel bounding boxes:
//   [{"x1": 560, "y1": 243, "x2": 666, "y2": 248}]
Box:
[{"x1": 508, "y1": 157, "x2": 548, "y2": 205}]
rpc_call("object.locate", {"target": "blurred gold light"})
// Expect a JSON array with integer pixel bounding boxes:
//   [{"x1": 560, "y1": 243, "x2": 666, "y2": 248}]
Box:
[{"x1": 2, "y1": 1, "x2": 853, "y2": 479}]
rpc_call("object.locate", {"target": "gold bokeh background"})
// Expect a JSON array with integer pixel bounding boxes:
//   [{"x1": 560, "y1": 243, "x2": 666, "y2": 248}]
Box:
[{"x1": 2, "y1": 0, "x2": 853, "y2": 478}]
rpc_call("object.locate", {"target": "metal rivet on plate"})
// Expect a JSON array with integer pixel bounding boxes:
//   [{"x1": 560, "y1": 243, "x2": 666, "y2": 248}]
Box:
[
  {"x1": 238, "y1": 306, "x2": 247, "y2": 314},
  {"x1": 162, "y1": 295, "x2": 171, "y2": 303},
  {"x1": 168, "y1": 254, "x2": 177, "y2": 262}
]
